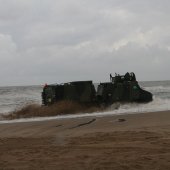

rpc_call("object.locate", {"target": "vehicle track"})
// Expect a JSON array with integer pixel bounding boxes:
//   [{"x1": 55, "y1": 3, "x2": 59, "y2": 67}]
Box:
[{"x1": 69, "y1": 118, "x2": 96, "y2": 129}]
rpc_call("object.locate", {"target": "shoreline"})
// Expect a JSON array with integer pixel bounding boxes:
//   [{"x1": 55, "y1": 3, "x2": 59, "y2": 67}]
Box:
[{"x1": 0, "y1": 109, "x2": 170, "y2": 124}]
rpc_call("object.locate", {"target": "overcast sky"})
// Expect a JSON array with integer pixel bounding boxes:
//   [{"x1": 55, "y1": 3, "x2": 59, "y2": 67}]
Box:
[{"x1": 0, "y1": 0, "x2": 170, "y2": 86}]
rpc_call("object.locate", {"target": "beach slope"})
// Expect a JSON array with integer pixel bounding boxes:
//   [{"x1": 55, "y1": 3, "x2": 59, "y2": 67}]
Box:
[{"x1": 0, "y1": 111, "x2": 170, "y2": 170}]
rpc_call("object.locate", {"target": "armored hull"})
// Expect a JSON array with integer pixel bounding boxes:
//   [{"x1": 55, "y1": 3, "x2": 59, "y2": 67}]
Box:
[
  {"x1": 42, "y1": 72, "x2": 153, "y2": 106},
  {"x1": 42, "y1": 81, "x2": 96, "y2": 106}
]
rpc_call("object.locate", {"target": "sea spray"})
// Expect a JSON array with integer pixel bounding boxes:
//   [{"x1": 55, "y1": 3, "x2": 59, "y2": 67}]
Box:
[{"x1": 0, "y1": 81, "x2": 170, "y2": 116}]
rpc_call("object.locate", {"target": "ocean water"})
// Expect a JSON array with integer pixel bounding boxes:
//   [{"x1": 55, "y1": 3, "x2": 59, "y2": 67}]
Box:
[
  {"x1": 0, "y1": 81, "x2": 170, "y2": 116},
  {"x1": 0, "y1": 85, "x2": 42, "y2": 114}
]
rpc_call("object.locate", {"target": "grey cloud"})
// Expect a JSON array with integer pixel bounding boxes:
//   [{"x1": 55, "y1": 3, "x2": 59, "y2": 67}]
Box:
[{"x1": 0, "y1": 0, "x2": 170, "y2": 86}]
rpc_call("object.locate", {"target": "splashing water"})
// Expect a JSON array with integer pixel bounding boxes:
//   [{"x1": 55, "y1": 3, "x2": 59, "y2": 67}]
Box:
[{"x1": 0, "y1": 81, "x2": 170, "y2": 116}]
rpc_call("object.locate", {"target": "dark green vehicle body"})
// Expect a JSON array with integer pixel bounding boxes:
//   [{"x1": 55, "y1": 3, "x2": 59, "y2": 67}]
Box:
[
  {"x1": 96, "y1": 81, "x2": 152, "y2": 105},
  {"x1": 42, "y1": 81, "x2": 96, "y2": 105},
  {"x1": 42, "y1": 72, "x2": 153, "y2": 106}
]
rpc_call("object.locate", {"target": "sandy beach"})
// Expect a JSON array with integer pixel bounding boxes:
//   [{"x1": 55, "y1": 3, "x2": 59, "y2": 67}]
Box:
[{"x1": 0, "y1": 111, "x2": 170, "y2": 170}]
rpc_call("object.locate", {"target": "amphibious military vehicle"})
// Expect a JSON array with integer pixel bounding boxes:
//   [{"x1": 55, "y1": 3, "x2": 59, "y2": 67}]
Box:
[{"x1": 42, "y1": 72, "x2": 153, "y2": 106}]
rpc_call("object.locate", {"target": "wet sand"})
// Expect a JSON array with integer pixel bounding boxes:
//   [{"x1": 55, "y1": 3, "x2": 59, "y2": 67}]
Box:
[{"x1": 0, "y1": 111, "x2": 170, "y2": 170}]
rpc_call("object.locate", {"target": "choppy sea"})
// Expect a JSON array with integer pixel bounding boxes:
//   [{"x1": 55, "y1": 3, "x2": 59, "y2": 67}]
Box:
[
  {"x1": 0, "y1": 81, "x2": 170, "y2": 117},
  {"x1": 0, "y1": 85, "x2": 42, "y2": 114}
]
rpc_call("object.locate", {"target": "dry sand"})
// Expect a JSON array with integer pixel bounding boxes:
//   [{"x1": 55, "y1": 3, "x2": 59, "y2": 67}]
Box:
[{"x1": 0, "y1": 111, "x2": 170, "y2": 170}]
